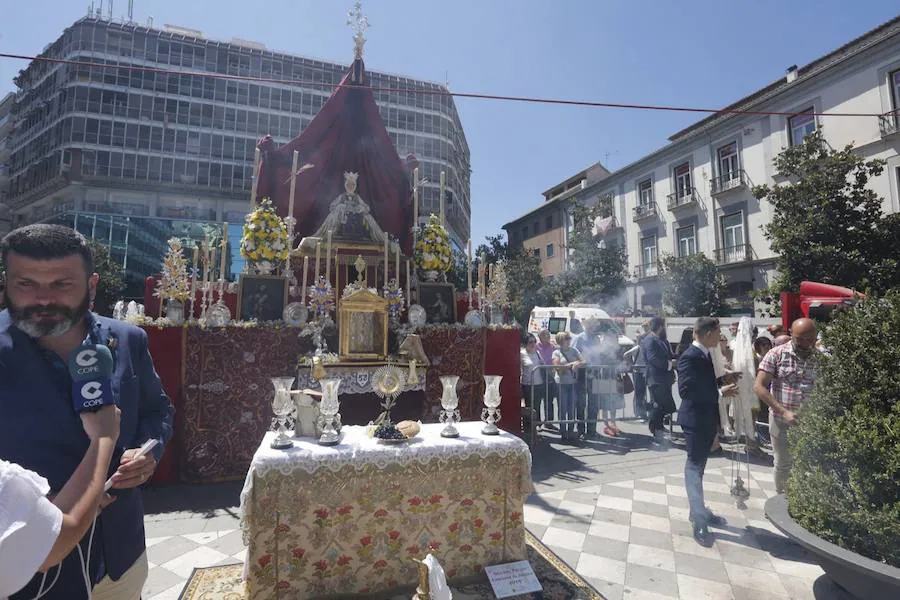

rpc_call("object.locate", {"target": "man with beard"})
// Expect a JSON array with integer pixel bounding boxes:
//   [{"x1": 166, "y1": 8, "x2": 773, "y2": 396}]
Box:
[
  {"x1": 641, "y1": 316, "x2": 676, "y2": 442},
  {"x1": 0, "y1": 224, "x2": 174, "y2": 600},
  {"x1": 754, "y1": 318, "x2": 820, "y2": 494}
]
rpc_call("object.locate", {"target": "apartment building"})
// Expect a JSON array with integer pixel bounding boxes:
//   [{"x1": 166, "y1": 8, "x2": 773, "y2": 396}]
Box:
[
  {"x1": 506, "y1": 16, "x2": 900, "y2": 317},
  {"x1": 2, "y1": 13, "x2": 471, "y2": 295},
  {"x1": 505, "y1": 161, "x2": 610, "y2": 278},
  {"x1": 0, "y1": 93, "x2": 13, "y2": 235}
]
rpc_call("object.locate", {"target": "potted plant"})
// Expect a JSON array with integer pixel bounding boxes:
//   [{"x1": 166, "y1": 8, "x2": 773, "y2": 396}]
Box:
[{"x1": 765, "y1": 292, "x2": 900, "y2": 600}]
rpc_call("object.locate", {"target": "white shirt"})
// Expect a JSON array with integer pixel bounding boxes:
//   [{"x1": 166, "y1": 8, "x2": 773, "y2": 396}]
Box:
[
  {"x1": 520, "y1": 349, "x2": 544, "y2": 386},
  {"x1": 0, "y1": 460, "x2": 63, "y2": 598}
]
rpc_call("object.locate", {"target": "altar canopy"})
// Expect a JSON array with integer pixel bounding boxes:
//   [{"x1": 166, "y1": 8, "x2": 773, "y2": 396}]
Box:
[{"x1": 255, "y1": 56, "x2": 416, "y2": 254}]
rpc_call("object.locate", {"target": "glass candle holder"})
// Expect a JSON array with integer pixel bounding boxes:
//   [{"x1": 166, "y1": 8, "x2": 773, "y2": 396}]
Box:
[
  {"x1": 270, "y1": 376, "x2": 296, "y2": 449},
  {"x1": 317, "y1": 378, "x2": 342, "y2": 446},
  {"x1": 439, "y1": 375, "x2": 461, "y2": 438},
  {"x1": 481, "y1": 375, "x2": 503, "y2": 435}
]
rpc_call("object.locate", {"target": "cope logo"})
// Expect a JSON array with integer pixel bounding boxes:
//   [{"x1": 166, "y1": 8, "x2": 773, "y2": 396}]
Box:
[
  {"x1": 80, "y1": 381, "x2": 105, "y2": 407},
  {"x1": 75, "y1": 349, "x2": 101, "y2": 376}
]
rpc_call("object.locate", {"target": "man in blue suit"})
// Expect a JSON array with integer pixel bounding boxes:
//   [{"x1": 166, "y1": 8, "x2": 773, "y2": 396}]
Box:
[
  {"x1": 640, "y1": 316, "x2": 676, "y2": 440},
  {"x1": 0, "y1": 225, "x2": 174, "y2": 599},
  {"x1": 677, "y1": 316, "x2": 737, "y2": 547}
]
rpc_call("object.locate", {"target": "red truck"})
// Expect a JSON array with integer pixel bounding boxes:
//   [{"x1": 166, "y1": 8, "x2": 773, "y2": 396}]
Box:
[{"x1": 780, "y1": 281, "x2": 864, "y2": 331}]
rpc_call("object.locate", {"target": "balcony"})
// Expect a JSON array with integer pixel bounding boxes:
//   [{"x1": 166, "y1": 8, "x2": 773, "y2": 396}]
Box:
[
  {"x1": 632, "y1": 202, "x2": 658, "y2": 222},
  {"x1": 0, "y1": 139, "x2": 10, "y2": 161},
  {"x1": 715, "y1": 244, "x2": 755, "y2": 265},
  {"x1": 710, "y1": 170, "x2": 747, "y2": 196},
  {"x1": 879, "y1": 111, "x2": 899, "y2": 138},
  {"x1": 634, "y1": 262, "x2": 660, "y2": 279},
  {"x1": 666, "y1": 188, "x2": 699, "y2": 211}
]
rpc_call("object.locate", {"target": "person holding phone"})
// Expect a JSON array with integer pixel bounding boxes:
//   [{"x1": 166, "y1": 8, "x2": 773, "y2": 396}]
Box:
[{"x1": 0, "y1": 405, "x2": 120, "y2": 599}]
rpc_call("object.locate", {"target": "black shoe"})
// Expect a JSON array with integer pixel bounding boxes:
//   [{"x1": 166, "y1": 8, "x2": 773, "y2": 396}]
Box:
[
  {"x1": 706, "y1": 513, "x2": 727, "y2": 528},
  {"x1": 692, "y1": 523, "x2": 714, "y2": 547}
]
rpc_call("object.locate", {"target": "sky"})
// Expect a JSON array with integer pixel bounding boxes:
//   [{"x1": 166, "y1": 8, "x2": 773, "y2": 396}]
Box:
[{"x1": 1, "y1": 1, "x2": 898, "y2": 245}]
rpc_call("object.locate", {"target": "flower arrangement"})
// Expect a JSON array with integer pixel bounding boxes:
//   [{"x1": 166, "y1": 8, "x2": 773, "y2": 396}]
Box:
[
  {"x1": 485, "y1": 260, "x2": 510, "y2": 308},
  {"x1": 383, "y1": 279, "x2": 405, "y2": 320},
  {"x1": 414, "y1": 214, "x2": 452, "y2": 274},
  {"x1": 308, "y1": 275, "x2": 336, "y2": 317},
  {"x1": 154, "y1": 238, "x2": 192, "y2": 303},
  {"x1": 240, "y1": 199, "x2": 290, "y2": 273}
]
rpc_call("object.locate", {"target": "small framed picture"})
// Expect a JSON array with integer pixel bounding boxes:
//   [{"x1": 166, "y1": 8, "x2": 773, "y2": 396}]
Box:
[
  {"x1": 417, "y1": 282, "x2": 457, "y2": 325},
  {"x1": 237, "y1": 275, "x2": 289, "y2": 322}
]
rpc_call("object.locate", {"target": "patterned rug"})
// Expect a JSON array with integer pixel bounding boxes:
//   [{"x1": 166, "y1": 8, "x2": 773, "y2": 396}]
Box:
[{"x1": 178, "y1": 530, "x2": 604, "y2": 599}]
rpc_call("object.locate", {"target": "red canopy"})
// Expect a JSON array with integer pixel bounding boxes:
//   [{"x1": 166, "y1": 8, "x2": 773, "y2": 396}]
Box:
[{"x1": 255, "y1": 57, "x2": 416, "y2": 254}]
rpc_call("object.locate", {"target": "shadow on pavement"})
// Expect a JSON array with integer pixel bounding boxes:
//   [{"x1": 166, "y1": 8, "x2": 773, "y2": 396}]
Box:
[{"x1": 143, "y1": 480, "x2": 243, "y2": 518}]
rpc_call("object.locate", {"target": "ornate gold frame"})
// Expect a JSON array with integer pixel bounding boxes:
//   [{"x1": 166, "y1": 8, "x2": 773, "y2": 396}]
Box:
[{"x1": 338, "y1": 288, "x2": 389, "y2": 361}]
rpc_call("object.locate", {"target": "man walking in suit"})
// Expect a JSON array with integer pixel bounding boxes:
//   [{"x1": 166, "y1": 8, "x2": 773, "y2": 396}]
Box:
[
  {"x1": 677, "y1": 317, "x2": 738, "y2": 547},
  {"x1": 641, "y1": 317, "x2": 676, "y2": 440}
]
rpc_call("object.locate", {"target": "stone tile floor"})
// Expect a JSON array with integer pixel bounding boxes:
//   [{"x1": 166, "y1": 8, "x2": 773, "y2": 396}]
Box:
[{"x1": 142, "y1": 421, "x2": 855, "y2": 599}]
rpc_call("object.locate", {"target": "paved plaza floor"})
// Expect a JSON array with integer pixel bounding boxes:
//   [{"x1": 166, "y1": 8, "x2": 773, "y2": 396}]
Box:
[{"x1": 141, "y1": 421, "x2": 855, "y2": 599}]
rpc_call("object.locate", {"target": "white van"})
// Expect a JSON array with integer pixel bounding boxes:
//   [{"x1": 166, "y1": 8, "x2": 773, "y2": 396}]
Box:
[{"x1": 528, "y1": 305, "x2": 634, "y2": 349}]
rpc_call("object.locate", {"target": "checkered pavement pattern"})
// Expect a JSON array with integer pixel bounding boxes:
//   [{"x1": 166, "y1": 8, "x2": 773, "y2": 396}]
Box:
[
  {"x1": 524, "y1": 464, "x2": 853, "y2": 600},
  {"x1": 143, "y1": 527, "x2": 245, "y2": 599}
]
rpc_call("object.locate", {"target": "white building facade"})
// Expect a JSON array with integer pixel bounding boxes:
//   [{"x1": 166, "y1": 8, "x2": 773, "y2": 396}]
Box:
[{"x1": 538, "y1": 16, "x2": 900, "y2": 316}]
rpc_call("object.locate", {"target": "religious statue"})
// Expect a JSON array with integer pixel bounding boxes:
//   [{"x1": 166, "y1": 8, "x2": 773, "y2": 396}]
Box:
[{"x1": 314, "y1": 172, "x2": 387, "y2": 244}]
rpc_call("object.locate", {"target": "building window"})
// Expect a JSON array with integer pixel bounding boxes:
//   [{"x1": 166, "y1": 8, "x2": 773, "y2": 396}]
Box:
[
  {"x1": 641, "y1": 236, "x2": 657, "y2": 275},
  {"x1": 598, "y1": 192, "x2": 614, "y2": 217},
  {"x1": 533, "y1": 220, "x2": 540, "y2": 235},
  {"x1": 674, "y1": 163, "x2": 692, "y2": 198},
  {"x1": 789, "y1": 108, "x2": 816, "y2": 145},
  {"x1": 546, "y1": 215, "x2": 553, "y2": 230},
  {"x1": 532, "y1": 248, "x2": 540, "y2": 258},
  {"x1": 721, "y1": 212, "x2": 745, "y2": 263},
  {"x1": 718, "y1": 143, "x2": 739, "y2": 181},
  {"x1": 677, "y1": 225, "x2": 696, "y2": 257},
  {"x1": 638, "y1": 179, "x2": 653, "y2": 206},
  {"x1": 522, "y1": 225, "x2": 528, "y2": 238},
  {"x1": 546, "y1": 243, "x2": 554, "y2": 258},
  {"x1": 890, "y1": 70, "x2": 900, "y2": 123}
]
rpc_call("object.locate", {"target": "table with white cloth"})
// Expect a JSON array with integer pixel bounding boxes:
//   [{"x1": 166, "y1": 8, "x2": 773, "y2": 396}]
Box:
[{"x1": 239, "y1": 421, "x2": 533, "y2": 599}]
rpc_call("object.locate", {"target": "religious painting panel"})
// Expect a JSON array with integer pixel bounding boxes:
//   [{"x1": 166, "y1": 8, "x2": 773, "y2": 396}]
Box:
[
  {"x1": 418, "y1": 282, "x2": 457, "y2": 325},
  {"x1": 237, "y1": 275, "x2": 288, "y2": 322}
]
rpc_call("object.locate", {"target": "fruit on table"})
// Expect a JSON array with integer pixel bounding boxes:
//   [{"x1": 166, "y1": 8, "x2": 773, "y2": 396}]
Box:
[{"x1": 374, "y1": 423, "x2": 406, "y2": 440}]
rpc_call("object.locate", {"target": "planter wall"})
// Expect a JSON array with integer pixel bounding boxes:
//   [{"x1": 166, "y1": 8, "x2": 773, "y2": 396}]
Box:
[{"x1": 765, "y1": 494, "x2": 900, "y2": 600}]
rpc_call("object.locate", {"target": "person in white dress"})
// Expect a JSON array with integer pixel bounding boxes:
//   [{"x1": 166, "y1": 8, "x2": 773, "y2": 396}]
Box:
[{"x1": 0, "y1": 406, "x2": 119, "y2": 599}]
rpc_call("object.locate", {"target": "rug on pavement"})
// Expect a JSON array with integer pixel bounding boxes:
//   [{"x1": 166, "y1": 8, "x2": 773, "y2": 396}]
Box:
[{"x1": 178, "y1": 530, "x2": 604, "y2": 599}]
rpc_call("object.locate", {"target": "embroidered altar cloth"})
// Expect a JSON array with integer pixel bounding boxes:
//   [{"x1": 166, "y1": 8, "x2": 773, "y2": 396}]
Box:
[{"x1": 240, "y1": 422, "x2": 532, "y2": 598}]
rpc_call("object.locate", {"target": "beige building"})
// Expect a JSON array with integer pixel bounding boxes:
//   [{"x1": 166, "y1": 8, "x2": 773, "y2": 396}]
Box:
[{"x1": 504, "y1": 162, "x2": 610, "y2": 277}]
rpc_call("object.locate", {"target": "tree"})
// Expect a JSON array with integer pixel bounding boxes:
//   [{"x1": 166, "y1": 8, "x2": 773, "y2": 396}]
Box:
[
  {"x1": 557, "y1": 203, "x2": 628, "y2": 308},
  {"x1": 660, "y1": 253, "x2": 726, "y2": 316},
  {"x1": 89, "y1": 240, "x2": 126, "y2": 316},
  {"x1": 752, "y1": 130, "x2": 888, "y2": 295}
]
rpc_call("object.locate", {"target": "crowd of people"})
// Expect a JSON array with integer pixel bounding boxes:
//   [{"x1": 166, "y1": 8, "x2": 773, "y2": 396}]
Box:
[{"x1": 521, "y1": 313, "x2": 823, "y2": 547}]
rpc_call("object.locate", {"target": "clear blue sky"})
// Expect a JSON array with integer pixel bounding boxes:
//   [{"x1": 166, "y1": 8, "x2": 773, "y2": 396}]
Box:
[{"x1": 1, "y1": 1, "x2": 897, "y2": 245}]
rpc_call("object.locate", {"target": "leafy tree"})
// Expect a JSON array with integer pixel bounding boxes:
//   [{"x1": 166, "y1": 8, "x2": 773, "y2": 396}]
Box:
[
  {"x1": 660, "y1": 253, "x2": 726, "y2": 316},
  {"x1": 557, "y1": 203, "x2": 628, "y2": 308},
  {"x1": 752, "y1": 130, "x2": 889, "y2": 295},
  {"x1": 89, "y1": 240, "x2": 126, "y2": 316}
]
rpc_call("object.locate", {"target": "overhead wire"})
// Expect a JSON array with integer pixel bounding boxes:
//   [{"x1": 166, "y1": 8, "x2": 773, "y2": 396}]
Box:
[{"x1": 0, "y1": 52, "x2": 894, "y2": 120}]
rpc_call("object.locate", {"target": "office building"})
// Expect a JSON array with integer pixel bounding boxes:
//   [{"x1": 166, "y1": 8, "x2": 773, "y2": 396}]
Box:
[
  {"x1": 0, "y1": 93, "x2": 13, "y2": 236},
  {"x1": 505, "y1": 16, "x2": 900, "y2": 316},
  {"x1": 2, "y1": 13, "x2": 471, "y2": 295}
]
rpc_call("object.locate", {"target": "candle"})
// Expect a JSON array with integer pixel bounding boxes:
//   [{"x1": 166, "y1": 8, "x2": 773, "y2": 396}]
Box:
[
  {"x1": 383, "y1": 237, "x2": 389, "y2": 288},
  {"x1": 250, "y1": 147, "x2": 261, "y2": 209},
  {"x1": 301, "y1": 255, "x2": 309, "y2": 304},
  {"x1": 325, "y1": 230, "x2": 333, "y2": 284},
  {"x1": 190, "y1": 245, "x2": 199, "y2": 317},
  {"x1": 412, "y1": 167, "x2": 419, "y2": 234},
  {"x1": 288, "y1": 151, "x2": 299, "y2": 240},
  {"x1": 406, "y1": 259, "x2": 411, "y2": 307},
  {"x1": 219, "y1": 223, "x2": 228, "y2": 282},
  {"x1": 466, "y1": 238, "x2": 472, "y2": 306},
  {"x1": 394, "y1": 240, "x2": 400, "y2": 283},
  {"x1": 489, "y1": 263, "x2": 495, "y2": 282},
  {"x1": 480, "y1": 252, "x2": 486, "y2": 309},
  {"x1": 439, "y1": 170, "x2": 446, "y2": 227},
  {"x1": 315, "y1": 240, "x2": 321, "y2": 280}
]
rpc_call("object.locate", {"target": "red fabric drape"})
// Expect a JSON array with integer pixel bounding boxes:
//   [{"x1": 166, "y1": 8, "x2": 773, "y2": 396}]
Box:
[
  {"x1": 255, "y1": 58, "x2": 414, "y2": 255},
  {"x1": 144, "y1": 326, "x2": 184, "y2": 485},
  {"x1": 484, "y1": 328, "x2": 523, "y2": 433}
]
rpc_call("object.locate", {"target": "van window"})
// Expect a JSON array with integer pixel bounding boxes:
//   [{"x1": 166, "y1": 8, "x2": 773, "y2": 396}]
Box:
[
  {"x1": 570, "y1": 318, "x2": 584, "y2": 335},
  {"x1": 547, "y1": 317, "x2": 566, "y2": 334}
]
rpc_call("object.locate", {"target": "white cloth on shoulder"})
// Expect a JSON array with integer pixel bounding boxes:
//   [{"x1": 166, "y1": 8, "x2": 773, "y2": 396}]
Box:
[{"x1": 0, "y1": 460, "x2": 63, "y2": 598}]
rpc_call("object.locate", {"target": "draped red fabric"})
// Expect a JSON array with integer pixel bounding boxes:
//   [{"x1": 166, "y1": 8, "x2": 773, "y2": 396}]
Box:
[
  {"x1": 255, "y1": 57, "x2": 415, "y2": 255},
  {"x1": 144, "y1": 326, "x2": 185, "y2": 485},
  {"x1": 484, "y1": 327, "x2": 523, "y2": 433}
]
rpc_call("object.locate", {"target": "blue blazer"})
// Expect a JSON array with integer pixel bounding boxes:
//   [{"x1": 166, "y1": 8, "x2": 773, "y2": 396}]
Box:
[
  {"x1": 640, "y1": 333, "x2": 675, "y2": 386},
  {"x1": 0, "y1": 311, "x2": 174, "y2": 599},
  {"x1": 676, "y1": 344, "x2": 720, "y2": 431}
]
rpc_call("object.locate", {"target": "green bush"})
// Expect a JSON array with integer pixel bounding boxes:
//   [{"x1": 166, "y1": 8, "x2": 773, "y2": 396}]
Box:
[{"x1": 787, "y1": 292, "x2": 900, "y2": 567}]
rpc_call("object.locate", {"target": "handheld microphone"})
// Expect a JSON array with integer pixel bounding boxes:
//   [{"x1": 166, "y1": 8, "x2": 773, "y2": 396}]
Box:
[{"x1": 67, "y1": 344, "x2": 116, "y2": 413}]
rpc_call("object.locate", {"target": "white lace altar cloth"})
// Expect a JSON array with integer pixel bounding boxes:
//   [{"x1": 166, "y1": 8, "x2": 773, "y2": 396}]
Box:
[
  {"x1": 239, "y1": 422, "x2": 532, "y2": 598},
  {"x1": 296, "y1": 364, "x2": 426, "y2": 395}
]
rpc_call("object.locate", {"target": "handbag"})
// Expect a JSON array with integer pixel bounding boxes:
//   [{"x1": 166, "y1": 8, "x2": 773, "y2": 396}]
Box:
[{"x1": 618, "y1": 373, "x2": 635, "y2": 395}]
